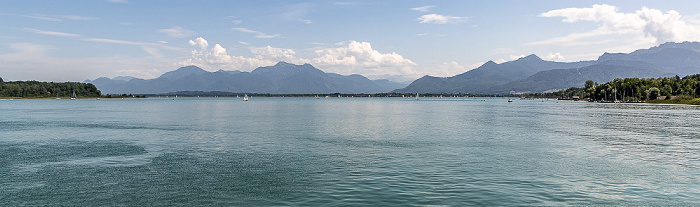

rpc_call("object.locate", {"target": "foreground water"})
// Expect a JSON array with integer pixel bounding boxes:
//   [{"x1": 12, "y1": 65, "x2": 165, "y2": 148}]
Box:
[{"x1": 1, "y1": 97, "x2": 698, "y2": 206}]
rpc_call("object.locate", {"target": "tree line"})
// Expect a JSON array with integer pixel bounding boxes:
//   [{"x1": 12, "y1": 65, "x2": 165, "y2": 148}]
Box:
[
  {"x1": 0, "y1": 77, "x2": 102, "y2": 98},
  {"x1": 584, "y1": 75, "x2": 700, "y2": 101}
]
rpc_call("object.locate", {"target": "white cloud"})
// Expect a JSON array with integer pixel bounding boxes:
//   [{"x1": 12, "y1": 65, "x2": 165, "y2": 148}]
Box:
[
  {"x1": 509, "y1": 54, "x2": 526, "y2": 60},
  {"x1": 22, "y1": 14, "x2": 97, "y2": 21},
  {"x1": 158, "y1": 26, "x2": 196, "y2": 38},
  {"x1": 59, "y1": 15, "x2": 98, "y2": 21},
  {"x1": 227, "y1": 16, "x2": 243, "y2": 24},
  {"x1": 24, "y1": 28, "x2": 82, "y2": 37},
  {"x1": 189, "y1": 37, "x2": 208, "y2": 49},
  {"x1": 411, "y1": 5, "x2": 435, "y2": 13},
  {"x1": 433, "y1": 61, "x2": 467, "y2": 77},
  {"x1": 310, "y1": 41, "x2": 418, "y2": 76},
  {"x1": 178, "y1": 37, "x2": 418, "y2": 78},
  {"x1": 297, "y1": 19, "x2": 313, "y2": 24},
  {"x1": 179, "y1": 37, "x2": 286, "y2": 71},
  {"x1": 544, "y1": 52, "x2": 566, "y2": 61},
  {"x1": 238, "y1": 41, "x2": 249, "y2": 45},
  {"x1": 417, "y1": 14, "x2": 469, "y2": 24},
  {"x1": 22, "y1": 14, "x2": 61, "y2": 21},
  {"x1": 232, "y1": 27, "x2": 280, "y2": 38},
  {"x1": 250, "y1": 46, "x2": 302, "y2": 63},
  {"x1": 107, "y1": 0, "x2": 127, "y2": 3},
  {"x1": 26, "y1": 28, "x2": 181, "y2": 51},
  {"x1": 531, "y1": 4, "x2": 700, "y2": 45}
]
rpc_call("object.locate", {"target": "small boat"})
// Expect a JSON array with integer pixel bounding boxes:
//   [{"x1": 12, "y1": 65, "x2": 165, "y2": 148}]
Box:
[
  {"x1": 243, "y1": 94, "x2": 249, "y2": 101},
  {"x1": 70, "y1": 91, "x2": 77, "y2": 100},
  {"x1": 508, "y1": 99, "x2": 513, "y2": 102},
  {"x1": 338, "y1": 94, "x2": 341, "y2": 98},
  {"x1": 415, "y1": 93, "x2": 419, "y2": 100},
  {"x1": 316, "y1": 95, "x2": 319, "y2": 99},
  {"x1": 96, "y1": 98, "x2": 101, "y2": 100}
]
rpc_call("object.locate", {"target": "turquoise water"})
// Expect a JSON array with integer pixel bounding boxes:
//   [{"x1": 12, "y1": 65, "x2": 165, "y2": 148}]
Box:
[{"x1": 1, "y1": 97, "x2": 698, "y2": 206}]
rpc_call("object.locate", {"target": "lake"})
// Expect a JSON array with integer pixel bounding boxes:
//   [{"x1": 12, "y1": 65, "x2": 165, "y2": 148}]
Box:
[{"x1": 1, "y1": 97, "x2": 698, "y2": 206}]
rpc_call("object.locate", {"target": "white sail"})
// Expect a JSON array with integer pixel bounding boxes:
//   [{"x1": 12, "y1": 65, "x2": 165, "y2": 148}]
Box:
[{"x1": 243, "y1": 94, "x2": 249, "y2": 101}]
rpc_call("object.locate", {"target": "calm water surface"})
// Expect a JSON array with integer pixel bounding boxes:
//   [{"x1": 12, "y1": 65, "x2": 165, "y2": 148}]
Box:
[{"x1": 1, "y1": 97, "x2": 698, "y2": 206}]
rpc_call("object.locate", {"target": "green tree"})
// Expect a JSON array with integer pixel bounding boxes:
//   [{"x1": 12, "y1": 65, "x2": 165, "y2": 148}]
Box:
[{"x1": 649, "y1": 87, "x2": 660, "y2": 100}]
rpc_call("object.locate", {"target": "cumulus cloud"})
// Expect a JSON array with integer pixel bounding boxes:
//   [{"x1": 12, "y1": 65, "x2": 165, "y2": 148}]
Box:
[
  {"x1": 545, "y1": 52, "x2": 566, "y2": 61},
  {"x1": 530, "y1": 4, "x2": 700, "y2": 45},
  {"x1": 310, "y1": 41, "x2": 418, "y2": 76},
  {"x1": 178, "y1": 37, "x2": 418, "y2": 78},
  {"x1": 188, "y1": 37, "x2": 208, "y2": 49},
  {"x1": 417, "y1": 14, "x2": 469, "y2": 24},
  {"x1": 232, "y1": 27, "x2": 280, "y2": 38},
  {"x1": 179, "y1": 37, "x2": 290, "y2": 71},
  {"x1": 411, "y1": 5, "x2": 435, "y2": 12},
  {"x1": 158, "y1": 26, "x2": 196, "y2": 38}
]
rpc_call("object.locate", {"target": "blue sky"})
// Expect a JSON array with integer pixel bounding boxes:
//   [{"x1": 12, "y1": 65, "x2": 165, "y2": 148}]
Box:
[{"x1": 2, "y1": 0, "x2": 700, "y2": 82}]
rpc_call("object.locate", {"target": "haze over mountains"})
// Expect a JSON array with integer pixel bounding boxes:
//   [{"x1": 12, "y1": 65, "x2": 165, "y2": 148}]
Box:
[
  {"x1": 395, "y1": 42, "x2": 700, "y2": 94},
  {"x1": 87, "y1": 62, "x2": 408, "y2": 94},
  {"x1": 87, "y1": 42, "x2": 700, "y2": 95}
]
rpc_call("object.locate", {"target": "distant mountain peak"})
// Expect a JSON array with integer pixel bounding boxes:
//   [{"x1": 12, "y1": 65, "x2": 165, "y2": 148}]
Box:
[
  {"x1": 516, "y1": 54, "x2": 542, "y2": 61},
  {"x1": 275, "y1": 61, "x2": 293, "y2": 66},
  {"x1": 176, "y1": 65, "x2": 205, "y2": 71},
  {"x1": 112, "y1": 76, "x2": 136, "y2": 81},
  {"x1": 482, "y1": 60, "x2": 497, "y2": 66},
  {"x1": 158, "y1": 65, "x2": 208, "y2": 80}
]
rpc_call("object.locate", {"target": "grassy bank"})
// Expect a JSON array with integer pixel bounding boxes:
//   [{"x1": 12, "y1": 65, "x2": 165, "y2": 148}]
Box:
[{"x1": 647, "y1": 96, "x2": 700, "y2": 105}]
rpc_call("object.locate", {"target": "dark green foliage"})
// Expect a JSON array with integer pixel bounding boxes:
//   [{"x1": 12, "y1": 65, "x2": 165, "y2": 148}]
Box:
[
  {"x1": 0, "y1": 81, "x2": 101, "y2": 98},
  {"x1": 522, "y1": 87, "x2": 585, "y2": 99},
  {"x1": 584, "y1": 74, "x2": 700, "y2": 101}
]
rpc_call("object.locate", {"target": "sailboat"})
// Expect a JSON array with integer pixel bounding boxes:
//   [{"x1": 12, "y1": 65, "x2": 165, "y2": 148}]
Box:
[
  {"x1": 243, "y1": 94, "x2": 249, "y2": 101},
  {"x1": 415, "y1": 93, "x2": 420, "y2": 100},
  {"x1": 71, "y1": 91, "x2": 77, "y2": 100},
  {"x1": 315, "y1": 95, "x2": 319, "y2": 99}
]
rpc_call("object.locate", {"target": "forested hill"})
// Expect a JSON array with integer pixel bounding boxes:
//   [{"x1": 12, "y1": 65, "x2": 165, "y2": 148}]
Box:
[{"x1": 0, "y1": 77, "x2": 102, "y2": 98}]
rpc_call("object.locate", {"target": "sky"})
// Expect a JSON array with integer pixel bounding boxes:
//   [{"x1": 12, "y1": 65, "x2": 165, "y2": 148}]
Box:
[{"x1": 3, "y1": 0, "x2": 700, "y2": 82}]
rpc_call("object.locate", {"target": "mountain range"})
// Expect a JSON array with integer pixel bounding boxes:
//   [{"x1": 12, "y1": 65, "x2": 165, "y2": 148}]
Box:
[
  {"x1": 394, "y1": 42, "x2": 700, "y2": 94},
  {"x1": 87, "y1": 42, "x2": 700, "y2": 95},
  {"x1": 86, "y1": 62, "x2": 409, "y2": 94}
]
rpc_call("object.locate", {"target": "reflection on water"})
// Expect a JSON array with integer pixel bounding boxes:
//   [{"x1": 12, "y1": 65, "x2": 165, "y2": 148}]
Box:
[{"x1": 0, "y1": 98, "x2": 698, "y2": 206}]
